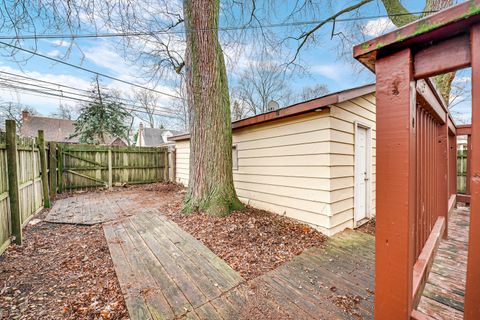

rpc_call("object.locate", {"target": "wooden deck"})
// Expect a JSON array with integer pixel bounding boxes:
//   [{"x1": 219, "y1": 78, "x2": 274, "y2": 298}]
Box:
[
  {"x1": 417, "y1": 205, "x2": 470, "y2": 319},
  {"x1": 44, "y1": 190, "x2": 160, "y2": 225},
  {"x1": 103, "y1": 206, "x2": 375, "y2": 319}
]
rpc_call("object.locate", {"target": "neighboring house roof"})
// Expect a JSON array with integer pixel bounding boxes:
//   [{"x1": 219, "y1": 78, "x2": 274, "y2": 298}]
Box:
[
  {"x1": 170, "y1": 83, "x2": 376, "y2": 141},
  {"x1": 20, "y1": 112, "x2": 126, "y2": 145},
  {"x1": 137, "y1": 126, "x2": 185, "y2": 146},
  {"x1": 21, "y1": 115, "x2": 80, "y2": 143}
]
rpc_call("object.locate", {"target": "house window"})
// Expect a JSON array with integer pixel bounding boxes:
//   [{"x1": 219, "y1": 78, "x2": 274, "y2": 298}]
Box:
[{"x1": 232, "y1": 145, "x2": 238, "y2": 170}]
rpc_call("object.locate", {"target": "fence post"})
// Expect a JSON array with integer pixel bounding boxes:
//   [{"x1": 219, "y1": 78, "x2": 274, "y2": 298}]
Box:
[
  {"x1": 169, "y1": 147, "x2": 176, "y2": 182},
  {"x1": 164, "y1": 148, "x2": 169, "y2": 182},
  {"x1": 31, "y1": 138, "x2": 36, "y2": 212},
  {"x1": 38, "y1": 131, "x2": 50, "y2": 208},
  {"x1": 49, "y1": 142, "x2": 57, "y2": 198},
  {"x1": 6, "y1": 120, "x2": 21, "y2": 245},
  {"x1": 108, "y1": 147, "x2": 112, "y2": 188},
  {"x1": 57, "y1": 144, "x2": 63, "y2": 193}
]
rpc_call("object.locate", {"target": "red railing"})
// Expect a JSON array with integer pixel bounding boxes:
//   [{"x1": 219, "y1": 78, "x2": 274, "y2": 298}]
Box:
[
  {"x1": 414, "y1": 105, "x2": 442, "y2": 260},
  {"x1": 354, "y1": 2, "x2": 480, "y2": 319}
]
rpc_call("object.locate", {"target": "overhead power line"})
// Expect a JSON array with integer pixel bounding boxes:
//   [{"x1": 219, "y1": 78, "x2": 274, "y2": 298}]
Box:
[
  {"x1": 0, "y1": 40, "x2": 183, "y2": 100},
  {"x1": 0, "y1": 11, "x2": 438, "y2": 40},
  {"x1": 0, "y1": 70, "x2": 179, "y2": 114},
  {"x1": 0, "y1": 81, "x2": 180, "y2": 119}
]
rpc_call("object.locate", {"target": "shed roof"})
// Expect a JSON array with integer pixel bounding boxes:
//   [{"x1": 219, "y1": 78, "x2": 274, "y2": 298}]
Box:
[
  {"x1": 354, "y1": 0, "x2": 480, "y2": 72},
  {"x1": 170, "y1": 83, "x2": 375, "y2": 141}
]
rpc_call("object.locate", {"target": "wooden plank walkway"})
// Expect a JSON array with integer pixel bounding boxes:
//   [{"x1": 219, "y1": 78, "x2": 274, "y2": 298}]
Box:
[
  {"x1": 202, "y1": 230, "x2": 375, "y2": 320},
  {"x1": 104, "y1": 208, "x2": 376, "y2": 320},
  {"x1": 104, "y1": 210, "x2": 245, "y2": 319},
  {"x1": 417, "y1": 205, "x2": 470, "y2": 319}
]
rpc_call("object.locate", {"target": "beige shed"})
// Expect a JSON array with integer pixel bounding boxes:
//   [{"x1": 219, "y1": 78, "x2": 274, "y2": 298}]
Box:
[{"x1": 170, "y1": 84, "x2": 376, "y2": 236}]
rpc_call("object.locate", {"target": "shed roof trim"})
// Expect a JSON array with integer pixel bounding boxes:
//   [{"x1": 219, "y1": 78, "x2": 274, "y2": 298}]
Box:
[{"x1": 169, "y1": 83, "x2": 375, "y2": 141}]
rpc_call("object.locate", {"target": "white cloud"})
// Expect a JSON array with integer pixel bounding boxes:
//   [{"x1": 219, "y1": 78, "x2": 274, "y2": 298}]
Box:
[
  {"x1": 47, "y1": 49, "x2": 61, "y2": 57},
  {"x1": 310, "y1": 64, "x2": 346, "y2": 82},
  {"x1": 454, "y1": 76, "x2": 471, "y2": 84},
  {"x1": 361, "y1": 17, "x2": 395, "y2": 37},
  {"x1": 51, "y1": 40, "x2": 71, "y2": 47}
]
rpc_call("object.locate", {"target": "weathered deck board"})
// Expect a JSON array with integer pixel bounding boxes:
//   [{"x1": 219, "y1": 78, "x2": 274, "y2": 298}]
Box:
[
  {"x1": 44, "y1": 190, "x2": 164, "y2": 224},
  {"x1": 104, "y1": 210, "x2": 245, "y2": 320},
  {"x1": 183, "y1": 229, "x2": 376, "y2": 320},
  {"x1": 417, "y1": 205, "x2": 469, "y2": 319}
]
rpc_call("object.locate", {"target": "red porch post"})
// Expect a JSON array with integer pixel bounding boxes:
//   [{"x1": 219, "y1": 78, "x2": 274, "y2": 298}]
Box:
[
  {"x1": 464, "y1": 23, "x2": 480, "y2": 320},
  {"x1": 467, "y1": 134, "x2": 471, "y2": 196},
  {"x1": 375, "y1": 48, "x2": 416, "y2": 319}
]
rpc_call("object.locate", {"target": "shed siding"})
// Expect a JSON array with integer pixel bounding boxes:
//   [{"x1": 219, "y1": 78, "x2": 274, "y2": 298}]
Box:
[
  {"x1": 232, "y1": 110, "x2": 334, "y2": 234},
  {"x1": 175, "y1": 140, "x2": 190, "y2": 186},
  {"x1": 329, "y1": 93, "x2": 376, "y2": 231},
  {"x1": 173, "y1": 92, "x2": 376, "y2": 236}
]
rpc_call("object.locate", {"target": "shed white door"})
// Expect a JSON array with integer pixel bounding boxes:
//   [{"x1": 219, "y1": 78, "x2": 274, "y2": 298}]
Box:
[{"x1": 355, "y1": 126, "x2": 369, "y2": 222}]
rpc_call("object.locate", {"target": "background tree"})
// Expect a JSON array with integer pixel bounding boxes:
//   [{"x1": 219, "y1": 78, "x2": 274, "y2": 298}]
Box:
[
  {"x1": 231, "y1": 100, "x2": 251, "y2": 121},
  {"x1": 235, "y1": 60, "x2": 295, "y2": 115},
  {"x1": 71, "y1": 77, "x2": 129, "y2": 144},
  {"x1": 50, "y1": 103, "x2": 75, "y2": 120},
  {"x1": 299, "y1": 84, "x2": 329, "y2": 101},
  {"x1": 0, "y1": 102, "x2": 37, "y2": 129},
  {"x1": 168, "y1": 77, "x2": 189, "y2": 131},
  {"x1": 131, "y1": 88, "x2": 160, "y2": 129}
]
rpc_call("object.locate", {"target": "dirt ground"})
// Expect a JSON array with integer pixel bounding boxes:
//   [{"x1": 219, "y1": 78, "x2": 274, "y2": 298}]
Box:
[{"x1": 0, "y1": 183, "x2": 328, "y2": 318}]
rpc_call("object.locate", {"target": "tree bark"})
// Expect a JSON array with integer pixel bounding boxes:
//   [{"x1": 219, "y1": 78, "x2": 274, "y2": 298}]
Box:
[
  {"x1": 381, "y1": 0, "x2": 455, "y2": 103},
  {"x1": 182, "y1": 0, "x2": 243, "y2": 216}
]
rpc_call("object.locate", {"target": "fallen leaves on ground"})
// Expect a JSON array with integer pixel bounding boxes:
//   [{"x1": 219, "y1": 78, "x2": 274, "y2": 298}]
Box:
[
  {"x1": 0, "y1": 213, "x2": 128, "y2": 320},
  {"x1": 156, "y1": 188, "x2": 327, "y2": 280},
  {"x1": 357, "y1": 218, "x2": 375, "y2": 236}
]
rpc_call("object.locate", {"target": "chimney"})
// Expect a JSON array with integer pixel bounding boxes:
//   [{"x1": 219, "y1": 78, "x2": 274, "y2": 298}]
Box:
[{"x1": 22, "y1": 110, "x2": 30, "y2": 122}]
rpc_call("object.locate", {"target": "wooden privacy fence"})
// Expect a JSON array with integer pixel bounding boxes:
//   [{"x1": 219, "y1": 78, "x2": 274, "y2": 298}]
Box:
[
  {"x1": 0, "y1": 120, "x2": 173, "y2": 255},
  {"x1": 58, "y1": 144, "x2": 169, "y2": 190},
  {"x1": 0, "y1": 121, "x2": 44, "y2": 255}
]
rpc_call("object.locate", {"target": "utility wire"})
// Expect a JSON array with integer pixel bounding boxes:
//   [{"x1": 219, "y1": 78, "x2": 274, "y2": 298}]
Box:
[
  {"x1": 0, "y1": 71, "x2": 179, "y2": 114},
  {"x1": 0, "y1": 82, "x2": 180, "y2": 119},
  {"x1": 0, "y1": 11, "x2": 438, "y2": 40},
  {"x1": 0, "y1": 40, "x2": 183, "y2": 100}
]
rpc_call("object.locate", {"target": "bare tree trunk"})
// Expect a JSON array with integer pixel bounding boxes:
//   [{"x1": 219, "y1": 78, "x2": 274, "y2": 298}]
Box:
[{"x1": 183, "y1": 0, "x2": 243, "y2": 216}]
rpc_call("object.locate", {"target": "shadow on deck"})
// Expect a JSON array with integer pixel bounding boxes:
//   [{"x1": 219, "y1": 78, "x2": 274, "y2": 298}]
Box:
[{"x1": 417, "y1": 205, "x2": 470, "y2": 319}]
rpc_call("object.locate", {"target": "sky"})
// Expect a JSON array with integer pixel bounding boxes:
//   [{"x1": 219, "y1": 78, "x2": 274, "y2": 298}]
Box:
[{"x1": 0, "y1": 0, "x2": 472, "y2": 129}]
